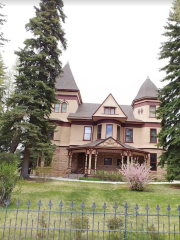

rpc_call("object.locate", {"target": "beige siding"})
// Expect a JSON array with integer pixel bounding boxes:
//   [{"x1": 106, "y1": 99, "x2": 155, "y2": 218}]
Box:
[
  {"x1": 93, "y1": 94, "x2": 126, "y2": 118},
  {"x1": 51, "y1": 99, "x2": 79, "y2": 122}
]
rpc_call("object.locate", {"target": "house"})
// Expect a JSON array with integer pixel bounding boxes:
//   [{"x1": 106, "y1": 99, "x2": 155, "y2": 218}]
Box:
[{"x1": 49, "y1": 62, "x2": 165, "y2": 179}]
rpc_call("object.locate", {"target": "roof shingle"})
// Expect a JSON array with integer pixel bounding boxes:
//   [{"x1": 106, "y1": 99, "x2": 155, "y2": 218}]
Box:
[
  {"x1": 134, "y1": 78, "x2": 158, "y2": 101},
  {"x1": 55, "y1": 63, "x2": 79, "y2": 91}
]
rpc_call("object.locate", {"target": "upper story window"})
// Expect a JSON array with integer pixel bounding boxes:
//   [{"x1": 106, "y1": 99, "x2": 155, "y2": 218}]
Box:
[
  {"x1": 104, "y1": 107, "x2": 115, "y2": 114},
  {"x1": 117, "y1": 125, "x2": 120, "y2": 141},
  {"x1": 150, "y1": 105, "x2": 156, "y2": 117},
  {"x1": 97, "y1": 125, "x2": 102, "y2": 139},
  {"x1": 83, "y1": 126, "x2": 92, "y2": 141},
  {"x1": 106, "y1": 124, "x2": 113, "y2": 138},
  {"x1": 150, "y1": 129, "x2": 157, "y2": 143},
  {"x1": 54, "y1": 103, "x2": 60, "y2": 112},
  {"x1": 49, "y1": 132, "x2": 54, "y2": 140},
  {"x1": 61, "y1": 102, "x2": 67, "y2": 113},
  {"x1": 125, "y1": 128, "x2": 133, "y2": 142}
]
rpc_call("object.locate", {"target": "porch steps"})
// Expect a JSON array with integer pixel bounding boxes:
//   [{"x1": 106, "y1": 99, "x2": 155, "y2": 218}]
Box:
[{"x1": 63, "y1": 173, "x2": 85, "y2": 179}]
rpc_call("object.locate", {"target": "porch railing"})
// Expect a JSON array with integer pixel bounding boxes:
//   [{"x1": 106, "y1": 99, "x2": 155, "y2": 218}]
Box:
[{"x1": 0, "y1": 200, "x2": 180, "y2": 239}]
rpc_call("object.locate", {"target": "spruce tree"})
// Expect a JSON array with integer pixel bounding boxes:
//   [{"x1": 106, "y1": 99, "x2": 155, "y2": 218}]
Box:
[
  {"x1": 0, "y1": 3, "x2": 8, "y2": 46},
  {"x1": 0, "y1": 0, "x2": 67, "y2": 179},
  {"x1": 157, "y1": 0, "x2": 180, "y2": 181}
]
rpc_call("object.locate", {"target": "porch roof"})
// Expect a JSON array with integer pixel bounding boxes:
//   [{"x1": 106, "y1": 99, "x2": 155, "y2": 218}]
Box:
[{"x1": 69, "y1": 137, "x2": 149, "y2": 154}]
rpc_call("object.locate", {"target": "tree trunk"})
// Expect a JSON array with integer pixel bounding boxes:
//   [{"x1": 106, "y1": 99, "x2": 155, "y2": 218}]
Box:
[
  {"x1": 10, "y1": 135, "x2": 20, "y2": 153},
  {"x1": 21, "y1": 145, "x2": 30, "y2": 179}
]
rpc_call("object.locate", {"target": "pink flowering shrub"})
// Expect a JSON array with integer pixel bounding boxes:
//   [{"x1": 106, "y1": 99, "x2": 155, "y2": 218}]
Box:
[{"x1": 118, "y1": 163, "x2": 151, "y2": 191}]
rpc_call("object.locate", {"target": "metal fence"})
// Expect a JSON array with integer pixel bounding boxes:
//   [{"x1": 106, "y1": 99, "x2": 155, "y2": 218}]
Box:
[{"x1": 0, "y1": 200, "x2": 180, "y2": 240}]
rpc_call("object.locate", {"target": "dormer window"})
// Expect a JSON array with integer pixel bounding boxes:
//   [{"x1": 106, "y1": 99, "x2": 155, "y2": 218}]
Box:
[{"x1": 104, "y1": 107, "x2": 115, "y2": 114}]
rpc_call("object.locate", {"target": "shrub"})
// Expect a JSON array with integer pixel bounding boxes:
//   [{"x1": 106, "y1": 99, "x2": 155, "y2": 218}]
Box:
[
  {"x1": 118, "y1": 162, "x2": 151, "y2": 191},
  {"x1": 107, "y1": 217, "x2": 123, "y2": 230},
  {"x1": 0, "y1": 161, "x2": 19, "y2": 206},
  {"x1": 96, "y1": 170, "x2": 123, "y2": 182},
  {"x1": 72, "y1": 215, "x2": 89, "y2": 240}
]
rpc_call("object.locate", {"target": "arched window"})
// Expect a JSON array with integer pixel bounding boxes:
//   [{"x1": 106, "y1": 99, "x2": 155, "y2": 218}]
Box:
[
  {"x1": 54, "y1": 103, "x2": 60, "y2": 112},
  {"x1": 61, "y1": 102, "x2": 67, "y2": 113}
]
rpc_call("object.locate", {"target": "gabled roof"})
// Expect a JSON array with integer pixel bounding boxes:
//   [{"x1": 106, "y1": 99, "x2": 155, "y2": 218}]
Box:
[
  {"x1": 133, "y1": 77, "x2": 158, "y2": 102},
  {"x1": 69, "y1": 137, "x2": 149, "y2": 154},
  {"x1": 55, "y1": 62, "x2": 79, "y2": 91},
  {"x1": 68, "y1": 103, "x2": 141, "y2": 122},
  {"x1": 93, "y1": 93, "x2": 127, "y2": 119}
]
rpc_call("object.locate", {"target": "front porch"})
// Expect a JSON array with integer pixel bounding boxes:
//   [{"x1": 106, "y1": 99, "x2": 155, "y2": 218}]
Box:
[{"x1": 67, "y1": 137, "x2": 149, "y2": 175}]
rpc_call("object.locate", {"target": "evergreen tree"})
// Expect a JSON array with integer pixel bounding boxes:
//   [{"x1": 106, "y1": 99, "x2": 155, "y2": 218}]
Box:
[
  {"x1": 0, "y1": 3, "x2": 8, "y2": 46},
  {"x1": 0, "y1": 0, "x2": 67, "y2": 179},
  {"x1": 0, "y1": 53, "x2": 6, "y2": 114},
  {"x1": 157, "y1": 0, "x2": 180, "y2": 181}
]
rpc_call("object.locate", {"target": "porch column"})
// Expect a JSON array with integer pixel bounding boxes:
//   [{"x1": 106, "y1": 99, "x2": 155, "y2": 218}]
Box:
[
  {"x1": 122, "y1": 157, "x2": 124, "y2": 169},
  {"x1": 88, "y1": 150, "x2": 92, "y2": 175},
  {"x1": 69, "y1": 154, "x2": 72, "y2": 169},
  {"x1": 95, "y1": 153, "x2": 98, "y2": 173},
  {"x1": 85, "y1": 154, "x2": 88, "y2": 174},
  {"x1": 127, "y1": 156, "x2": 130, "y2": 167}
]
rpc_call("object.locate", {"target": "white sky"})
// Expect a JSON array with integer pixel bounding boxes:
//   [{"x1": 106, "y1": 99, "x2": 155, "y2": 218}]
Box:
[{"x1": 1, "y1": 0, "x2": 173, "y2": 105}]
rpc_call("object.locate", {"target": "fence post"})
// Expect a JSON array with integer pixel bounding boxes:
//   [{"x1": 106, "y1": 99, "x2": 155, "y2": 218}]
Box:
[{"x1": 124, "y1": 202, "x2": 128, "y2": 240}]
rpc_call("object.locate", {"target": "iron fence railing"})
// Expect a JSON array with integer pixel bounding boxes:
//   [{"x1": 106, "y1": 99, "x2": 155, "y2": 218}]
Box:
[{"x1": 0, "y1": 200, "x2": 180, "y2": 239}]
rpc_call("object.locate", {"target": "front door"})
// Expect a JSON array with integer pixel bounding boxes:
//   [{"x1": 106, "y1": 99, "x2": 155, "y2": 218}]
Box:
[{"x1": 77, "y1": 153, "x2": 86, "y2": 173}]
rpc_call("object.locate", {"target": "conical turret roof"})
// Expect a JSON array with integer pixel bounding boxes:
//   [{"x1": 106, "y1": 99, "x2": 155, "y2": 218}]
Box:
[
  {"x1": 134, "y1": 77, "x2": 158, "y2": 101},
  {"x1": 55, "y1": 62, "x2": 79, "y2": 91}
]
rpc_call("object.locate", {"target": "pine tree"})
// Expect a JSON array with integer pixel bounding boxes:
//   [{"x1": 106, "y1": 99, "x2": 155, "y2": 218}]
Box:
[
  {"x1": 0, "y1": 0, "x2": 67, "y2": 179},
  {"x1": 157, "y1": 0, "x2": 180, "y2": 181}
]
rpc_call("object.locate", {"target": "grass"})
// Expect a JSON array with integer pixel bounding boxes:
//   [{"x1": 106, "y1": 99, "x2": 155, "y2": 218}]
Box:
[
  {"x1": 1, "y1": 180, "x2": 180, "y2": 239},
  {"x1": 9, "y1": 179, "x2": 180, "y2": 212}
]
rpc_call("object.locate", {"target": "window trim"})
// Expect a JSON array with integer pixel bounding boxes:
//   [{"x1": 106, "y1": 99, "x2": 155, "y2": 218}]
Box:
[
  {"x1": 104, "y1": 158, "x2": 112, "y2": 165},
  {"x1": 61, "y1": 102, "x2": 67, "y2": 113},
  {"x1": 106, "y1": 124, "x2": 113, "y2": 138},
  {"x1": 49, "y1": 132, "x2": 54, "y2": 140},
  {"x1": 117, "y1": 125, "x2": 121, "y2": 141},
  {"x1": 150, "y1": 128, "x2": 157, "y2": 143},
  {"x1": 149, "y1": 105, "x2": 156, "y2": 118},
  {"x1": 54, "y1": 103, "x2": 60, "y2": 113},
  {"x1": 125, "y1": 128, "x2": 133, "y2": 143},
  {"x1": 150, "y1": 153, "x2": 157, "y2": 171},
  {"x1": 83, "y1": 126, "x2": 92, "y2": 141},
  {"x1": 97, "y1": 124, "x2": 102, "y2": 140},
  {"x1": 104, "y1": 107, "x2": 115, "y2": 115}
]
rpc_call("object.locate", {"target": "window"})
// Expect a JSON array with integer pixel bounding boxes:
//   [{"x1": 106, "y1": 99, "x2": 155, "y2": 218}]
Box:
[
  {"x1": 117, "y1": 125, "x2": 120, "y2": 141},
  {"x1": 49, "y1": 132, "x2": 54, "y2": 140},
  {"x1": 106, "y1": 124, "x2": 113, "y2": 138},
  {"x1": 97, "y1": 125, "x2": 102, "y2": 139},
  {"x1": 61, "y1": 102, "x2": 67, "y2": 113},
  {"x1": 150, "y1": 105, "x2": 156, "y2": 117},
  {"x1": 104, "y1": 158, "x2": 112, "y2": 165},
  {"x1": 54, "y1": 103, "x2": 60, "y2": 112},
  {"x1": 150, "y1": 129, "x2": 157, "y2": 143},
  {"x1": 125, "y1": 128, "x2": 133, "y2": 142},
  {"x1": 150, "y1": 154, "x2": 157, "y2": 171},
  {"x1": 104, "y1": 107, "x2": 115, "y2": 114},
  {"x1": 84, "y1": 126, "x2": 92, "y2": 140}
]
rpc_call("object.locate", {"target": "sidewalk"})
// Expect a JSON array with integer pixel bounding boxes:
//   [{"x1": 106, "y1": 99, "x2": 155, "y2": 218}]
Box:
[{"x1": 30, "y1": 175, "x2": 180, "y2": 184}]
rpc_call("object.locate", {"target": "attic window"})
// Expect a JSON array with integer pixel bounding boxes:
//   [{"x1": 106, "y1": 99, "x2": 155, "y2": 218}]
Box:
[{"x1": 104, "y1": 107, "x2": 115, "y2": 114}]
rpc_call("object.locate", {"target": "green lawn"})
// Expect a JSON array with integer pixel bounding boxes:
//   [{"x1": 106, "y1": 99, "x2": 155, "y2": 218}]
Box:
[{"x1": 11, "y1": 179, "x2": 180, "y2": 213}]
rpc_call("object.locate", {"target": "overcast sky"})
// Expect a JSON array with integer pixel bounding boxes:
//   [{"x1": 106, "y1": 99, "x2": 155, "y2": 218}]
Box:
[{"x1": 1, "y1": 0, "x2": 173, "y2": 105}]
